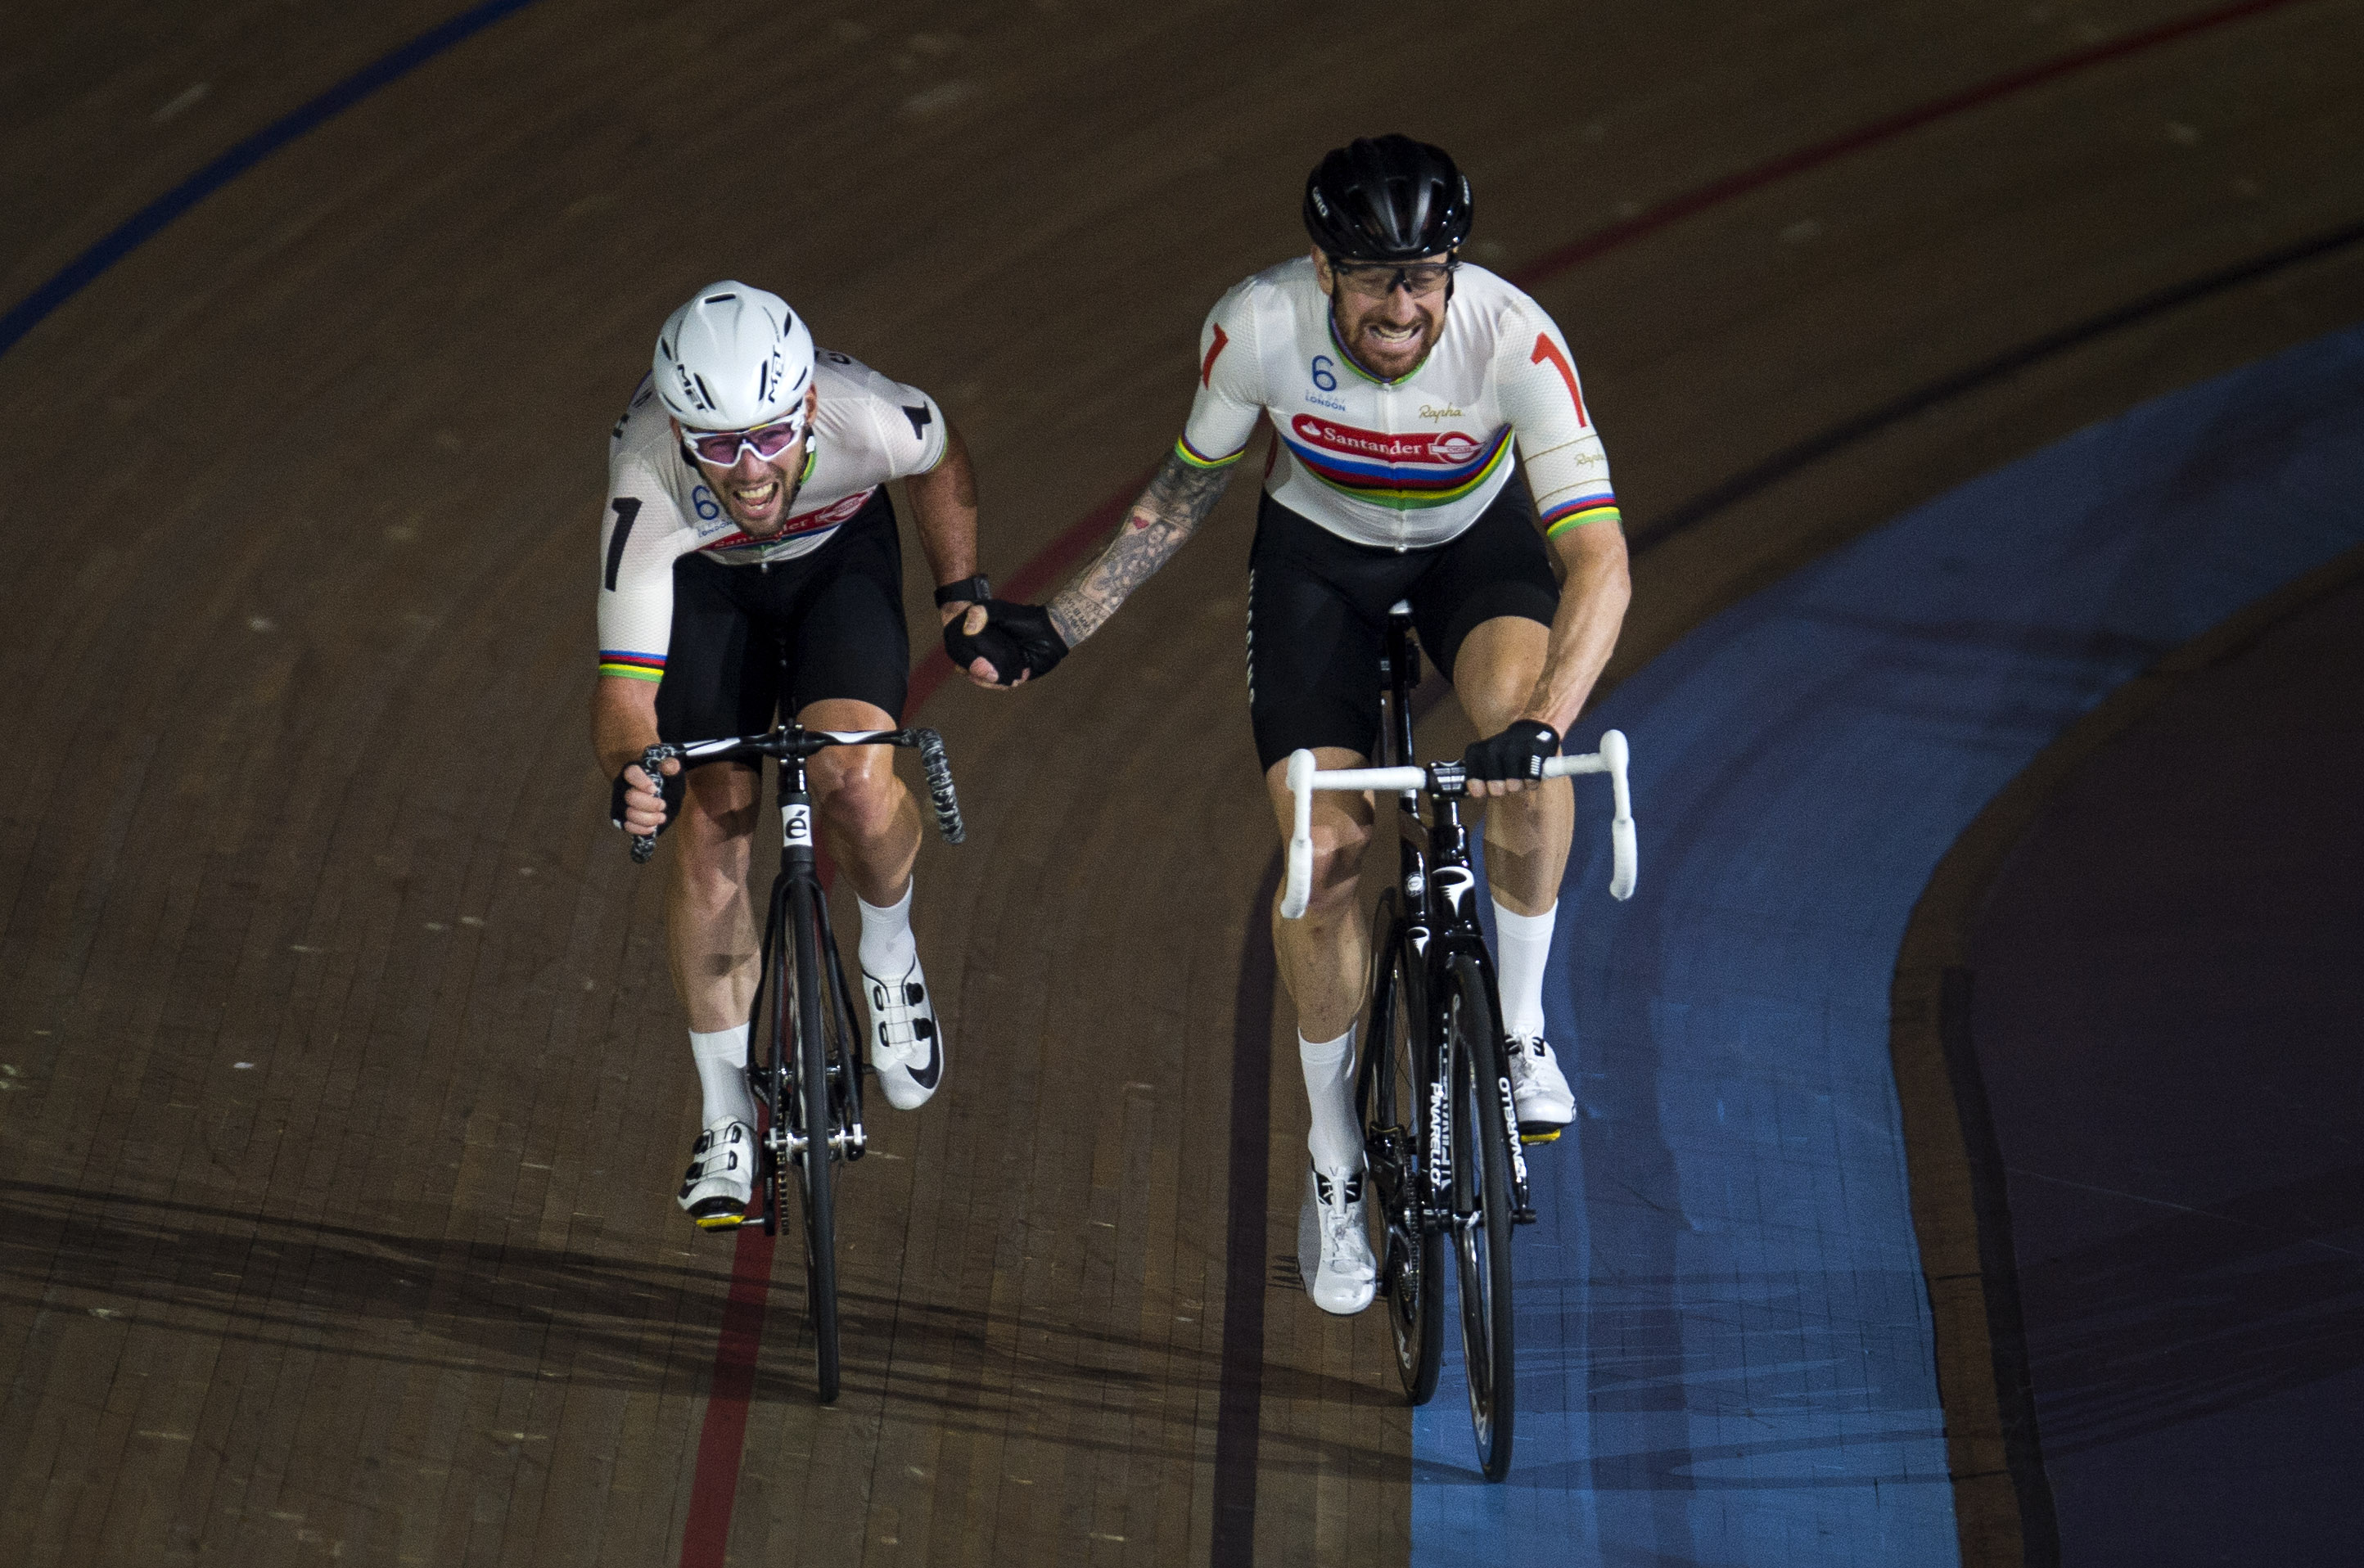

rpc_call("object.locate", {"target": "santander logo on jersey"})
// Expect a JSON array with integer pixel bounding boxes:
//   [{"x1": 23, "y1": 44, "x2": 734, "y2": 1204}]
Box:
[{"x1": 1290, "y1": 415, "x2": 1484, "y2": 467}]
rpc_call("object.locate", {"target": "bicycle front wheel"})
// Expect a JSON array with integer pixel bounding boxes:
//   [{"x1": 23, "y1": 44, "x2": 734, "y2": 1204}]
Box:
[
  {"x1": 788, "y1": 876, "x2": 841, "y2": 1404},
  {"x1": 1361, "y1": 895, "x2": 1442, "y2": 1404},
  {"x1": 1446, "y1": 949, "x2": 1516, "y2": 1480},
  {"x1": 755, "y1": 877, "x2": 789, "y2": 1240}
]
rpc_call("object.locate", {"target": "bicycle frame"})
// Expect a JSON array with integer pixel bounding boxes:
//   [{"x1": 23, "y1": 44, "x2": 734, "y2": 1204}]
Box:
[
  {"x1": 628, "y1": 719, "x2": 963, "y2": 1404},
  {"x1": 1282, "y1": 605, "x2": 1635, "y2": 1479},
  {"x1": 629, "y1": 721, "x2": 964, "y2": 1196},
  {"x1": 1366, "y1": 612, "x2": 1536, "y2": 1228},
  {"x1": 747, "y1": 740, "x2": 868, "y2": 1169}
]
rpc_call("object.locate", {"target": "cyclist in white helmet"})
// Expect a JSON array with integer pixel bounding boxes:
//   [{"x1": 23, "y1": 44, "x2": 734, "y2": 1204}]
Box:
[
  {"x1": 952, "y1": 138, "x2": 1632, "y2": 1313},
  {"x1": 597, "y1": 282, "x2": 1001, "y2": 1228}
]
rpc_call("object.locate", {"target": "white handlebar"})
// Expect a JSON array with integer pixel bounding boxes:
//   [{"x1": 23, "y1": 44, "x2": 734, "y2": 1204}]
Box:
[
  {"x1": 1283, "y1": 750, "x2": 1316, "y2": 920},
  {"x1": 1278, "y1": 729, "x2": 1639, "y2": 918}
]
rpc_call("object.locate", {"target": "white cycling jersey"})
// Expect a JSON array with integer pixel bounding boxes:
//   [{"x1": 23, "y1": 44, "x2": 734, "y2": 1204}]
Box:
[
  {"x1": 597, "y1": 349, "x2": 946, "y2": 683},
  {"x1": 1178, "y1": 258, "x2": 1617, "y2": 551}
]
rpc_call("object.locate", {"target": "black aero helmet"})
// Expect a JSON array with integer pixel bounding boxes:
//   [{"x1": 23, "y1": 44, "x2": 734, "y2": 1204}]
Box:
[{"x1": 1302, "y1": 135, "x2": 1473, "y2": 261}]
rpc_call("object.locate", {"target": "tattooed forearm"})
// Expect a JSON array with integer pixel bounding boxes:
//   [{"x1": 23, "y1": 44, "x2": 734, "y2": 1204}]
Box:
[{"x1": 1047, "y1": 453, "x2": 1235, "y2": 647}]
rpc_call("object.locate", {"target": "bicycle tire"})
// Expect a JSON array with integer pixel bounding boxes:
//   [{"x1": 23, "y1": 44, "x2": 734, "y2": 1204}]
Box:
[
  {"x1": 1446, "y1": 948, "x2": 1517, "y2": 1480},
  {"x1": 1360, "y1": 895, "x2": 1443, "y2": 1404},
  {"x1": 788, "y1": 876, "x2": 841, "y2": 1404}
]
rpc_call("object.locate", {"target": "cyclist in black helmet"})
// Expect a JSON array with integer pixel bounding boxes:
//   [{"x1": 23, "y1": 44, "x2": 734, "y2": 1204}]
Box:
[{"x1": 951, "y1": 136, "x2": 1631, "y2": 1313}]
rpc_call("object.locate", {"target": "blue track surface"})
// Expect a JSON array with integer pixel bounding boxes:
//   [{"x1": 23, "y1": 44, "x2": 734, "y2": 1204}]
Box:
[{"x1": 1420, "y1": 322, "x2": 2364, "y2": 1565}]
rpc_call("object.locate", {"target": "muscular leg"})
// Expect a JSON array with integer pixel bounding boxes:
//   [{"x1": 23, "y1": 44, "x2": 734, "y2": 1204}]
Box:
[
  {"x1": 799, "y1": 697, "x2": 922, "y2": 907},
  {"x1": 667, "y1": 761, "x2": 763, "y2": 1032},
  {"x1": 1267, "y1": 749, "x2": 1379, "y2": 1202},
  {"x1": 1452, "y1": 615, "x2": 1574, "y2": 916},
  {"x1": 1264, "y1": 747, "x2": 1377, "y2": 1039},
  {"x1": 665, "y1": 698, "x2": 920, "y2": 1032},
  {"x1": 803, "y1": 697, "x2": 942, "y2": 1109}
]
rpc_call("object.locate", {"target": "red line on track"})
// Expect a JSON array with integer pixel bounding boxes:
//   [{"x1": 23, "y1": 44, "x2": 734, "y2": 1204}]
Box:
[
  {"x1": 679, "y1": 1224, "x2": 777, "y2": 1565},
  {"x1": 673, "y1": 3, "x2": 2307, "y2": 1557},
  {"x1": 1507, "y1": 0, "x2": 2309, "y2": 287}
]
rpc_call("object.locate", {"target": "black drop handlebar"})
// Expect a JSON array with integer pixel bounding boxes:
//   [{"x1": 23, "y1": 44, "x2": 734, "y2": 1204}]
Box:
[{"x1": 627, "y1": 726, "x2": 966, "y2": 863}]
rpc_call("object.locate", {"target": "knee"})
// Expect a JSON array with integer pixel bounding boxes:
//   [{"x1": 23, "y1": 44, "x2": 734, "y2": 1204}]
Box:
[
  {"x1": 811, "y1": 750, "x2": 900, "y2": 840},
  {"x1": 1303, "y1": 823, "x2": 1372, "y2": 914}
]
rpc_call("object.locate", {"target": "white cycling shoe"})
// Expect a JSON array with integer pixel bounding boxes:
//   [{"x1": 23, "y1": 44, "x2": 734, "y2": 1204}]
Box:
[
  {"x1": 1505, "y1": 1034, "x2": 1575, "y2": 1142},
  {"x1": 1296, "y1": 1163, "x2": 1377, "y2": 1314},
  {"x1": 677, "y1": 1118, "x2": 756, "y2": 1229},
  {"x1": 863, "y1": 955, "x2": 944, "y2": 1111}
]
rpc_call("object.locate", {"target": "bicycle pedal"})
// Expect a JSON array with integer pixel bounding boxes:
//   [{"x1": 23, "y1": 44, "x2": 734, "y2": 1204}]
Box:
[
  {"x1": 1513, "y1": 1205, "x2": 1539, "y2": 1225},
  {"x1": 693, "y1": 1210, "x2": 752, "y2": 1232},
  {"x1": 1518, "y1": 1126, "x2": 1563, "y2": 1145}
]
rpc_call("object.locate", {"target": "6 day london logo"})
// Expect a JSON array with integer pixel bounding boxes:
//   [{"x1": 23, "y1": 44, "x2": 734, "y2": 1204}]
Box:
[{"x1": 1290, "y1": 414, "x2": 1484, "y2": 466}]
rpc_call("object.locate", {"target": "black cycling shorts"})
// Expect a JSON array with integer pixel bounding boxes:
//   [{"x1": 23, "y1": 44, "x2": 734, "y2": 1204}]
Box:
[
  {"x1": 1246, "y1": 471, "x2": 1559, "y2": 771},
  {"x1": 655, "y1": 487, "x2": 909, "y2": 766}
]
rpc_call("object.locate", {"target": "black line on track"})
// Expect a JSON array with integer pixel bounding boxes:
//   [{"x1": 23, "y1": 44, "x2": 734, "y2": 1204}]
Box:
[
  {"x1": 1211, "y1": 858, "x2": 1281, "y2": 1565},
  {"x1": 1633, "y1": 215, "x2": 2364, "y2": 552},
  {"x1": 1939, "y1": 966, "x2": 2064, "y2": 1566}
]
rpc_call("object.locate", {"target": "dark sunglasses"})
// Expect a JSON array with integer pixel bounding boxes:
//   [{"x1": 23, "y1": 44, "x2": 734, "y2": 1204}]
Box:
[{"x1": 1329, "y1": 256, "x2": 1458, "y2": 298}]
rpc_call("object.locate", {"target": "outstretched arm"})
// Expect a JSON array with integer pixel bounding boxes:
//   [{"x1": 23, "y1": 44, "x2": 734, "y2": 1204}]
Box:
[{"x1": 1044, "y1": 449, "x2": 1237, "y2": 648}]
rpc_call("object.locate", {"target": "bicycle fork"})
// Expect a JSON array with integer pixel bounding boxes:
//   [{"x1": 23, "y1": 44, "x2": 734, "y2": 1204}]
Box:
[
  {"x1": 1417, "y1": 881, "x2": 1539, "y2": 1232},
  {"x1": 770, "y1": 768, "x2": 867, "y2": 1171}
]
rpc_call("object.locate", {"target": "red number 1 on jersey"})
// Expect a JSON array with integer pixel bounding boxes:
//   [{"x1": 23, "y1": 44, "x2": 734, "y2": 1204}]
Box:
[{"x1": 1531, "y1": 333, "x2": 1589, "y2": 428}]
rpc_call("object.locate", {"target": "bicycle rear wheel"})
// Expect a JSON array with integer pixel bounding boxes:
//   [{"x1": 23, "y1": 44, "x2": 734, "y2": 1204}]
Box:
[
  {"x1": 1360, "y1": 895, "x2": 1442, "y2": 1404},
  {"x1": 788, "y1": 876, "x2": 841, "y2": 1404},
  {"x1": 1446, "y1": 949, "x2": 1516, "y2": 1480}
]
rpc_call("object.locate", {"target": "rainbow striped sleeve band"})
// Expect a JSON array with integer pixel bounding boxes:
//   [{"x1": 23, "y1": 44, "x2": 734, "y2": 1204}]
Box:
[
  {"x1": 1543, "y1": 496, "x2": 1621, "y2": 536},
  {"x1": 598, "y1": 651, "x2": 665, "y2": 683},
  {"x1": 1175, "y1": 435, "x2": 1247, "y2": 470}
]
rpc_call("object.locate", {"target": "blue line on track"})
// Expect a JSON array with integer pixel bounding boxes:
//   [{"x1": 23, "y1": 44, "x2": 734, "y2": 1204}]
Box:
[
  {"x1": 1422, "y1": 323, "x2": 2364, "y2": 1563},
  {"x1": 0, "y1": 0, "x2": 547, "y2": 360}
]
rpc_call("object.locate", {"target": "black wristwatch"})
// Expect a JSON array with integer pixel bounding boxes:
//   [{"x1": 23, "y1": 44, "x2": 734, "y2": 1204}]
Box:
[{"x1": 933, "y1": 574, "x2": 991, "y2": 607}]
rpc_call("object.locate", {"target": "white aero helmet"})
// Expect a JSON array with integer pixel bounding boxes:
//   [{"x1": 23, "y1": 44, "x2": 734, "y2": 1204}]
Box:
[{"x1": 652, "y1": 281, "x2": 816, "y2": 430}]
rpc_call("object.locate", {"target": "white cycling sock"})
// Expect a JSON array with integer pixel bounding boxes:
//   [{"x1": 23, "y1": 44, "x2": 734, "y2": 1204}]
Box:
[
  {"x1": 1493, "y1": 899, "x2": 1557, "y2": 1040},
  {"x1": 858, "y1": 878, "x2": 917, "y2": 977},
  {"x1": 690, "y1": 1024, "x2": 757, "y2": 1129},
  {"x1": 1299, "y1": 1025, "x2": 1362, "y2": 1174}
]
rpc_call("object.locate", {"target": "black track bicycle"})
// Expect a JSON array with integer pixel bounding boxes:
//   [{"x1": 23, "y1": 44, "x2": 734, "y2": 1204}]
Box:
[
  {"x1": 1280, "y1": 602, "x2": 1635, "y2": 1480},
  {"x1": 629, "y1": 723, "x2": 963, "y2": 1403}
]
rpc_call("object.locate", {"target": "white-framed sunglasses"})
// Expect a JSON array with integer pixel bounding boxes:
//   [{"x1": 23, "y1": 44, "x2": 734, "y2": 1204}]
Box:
[{"x1": 680, "y1": 417, "x2": 806, "y2": 466}]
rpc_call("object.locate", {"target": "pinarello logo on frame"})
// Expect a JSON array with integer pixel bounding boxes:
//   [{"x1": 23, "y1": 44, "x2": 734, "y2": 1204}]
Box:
[{"x1": 1290, "y1": 415, "x2": 1481, "y2": 466}]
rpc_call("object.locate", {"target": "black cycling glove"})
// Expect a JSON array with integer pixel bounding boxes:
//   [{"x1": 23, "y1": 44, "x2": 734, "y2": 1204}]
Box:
[
  {"x1": 1463, "y1": 719, "x2": 1560, "y2": 783},
  {"x1": 943, "y1": 599, "x2": 1069, "y2": 687},
  {"x1": 610, "y1": 760, "x2": 687, "y2": 836}
]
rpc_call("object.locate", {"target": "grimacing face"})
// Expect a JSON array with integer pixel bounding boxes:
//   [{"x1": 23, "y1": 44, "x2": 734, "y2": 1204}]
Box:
[
  {"x1": 1313, "y1": 248, "x2": 1451, "y2": 381},
  {"x1": 674, "y1": 385, "x2": 819, "y2": 536}
]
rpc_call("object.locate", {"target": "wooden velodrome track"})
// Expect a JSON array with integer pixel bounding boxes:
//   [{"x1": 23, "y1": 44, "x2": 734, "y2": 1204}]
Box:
[{"x1": 4, "y1": 2, "x2": 2361, "y2": 1563}]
